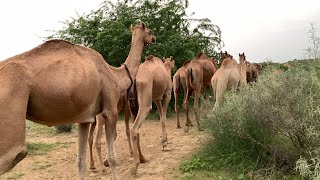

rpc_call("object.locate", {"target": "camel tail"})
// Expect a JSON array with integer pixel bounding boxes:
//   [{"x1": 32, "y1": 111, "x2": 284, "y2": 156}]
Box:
[
  {"x1": 173, "y1": 74, "x2": 180, "y2": 93},
  {"x1": 213, "y1": 77, "x2": 227, "y2": 109},
  {"x1": 188, "y1": 68, "x2": 197, "y2": 89},
  {"x1": 127, "y1": 81, "x2": 139, "y2": 119}
]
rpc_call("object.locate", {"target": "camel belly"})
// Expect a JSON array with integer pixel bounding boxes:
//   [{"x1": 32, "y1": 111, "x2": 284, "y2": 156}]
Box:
[{"x1": 26, "y1": 67, "x2": 101, "y2": 125}]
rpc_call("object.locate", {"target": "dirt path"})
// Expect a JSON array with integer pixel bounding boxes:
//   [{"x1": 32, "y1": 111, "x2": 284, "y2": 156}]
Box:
[{"x1": 2, "y1": 116, "x2": 209, "y2": 180}]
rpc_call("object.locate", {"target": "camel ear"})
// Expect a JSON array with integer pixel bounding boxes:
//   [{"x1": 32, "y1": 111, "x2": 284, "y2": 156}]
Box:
[
  {"x1": 170, "y1": 56, "x2": 173, "y2": 61},
  {"x1": 130, "y1": 24, "x2": 134, "y2": 33},
  {"x1": 172, "y1": 60, "x2": 175, "y2": 67},
  {"x1": 141, "y1": 22, "x2": 146, "y2": 30},
  {"x1": 145, "y1": 55, "x2": 154, "y2": 61}
]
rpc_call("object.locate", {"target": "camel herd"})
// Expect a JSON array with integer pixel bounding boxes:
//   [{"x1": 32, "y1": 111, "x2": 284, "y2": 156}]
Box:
[{"x1": 0, "y1": 23, "x2": 262, "y2": 179}]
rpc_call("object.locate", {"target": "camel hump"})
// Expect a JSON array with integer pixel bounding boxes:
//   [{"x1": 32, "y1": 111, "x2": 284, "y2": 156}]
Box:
[
  {"x1": 183, "y1": 60, "x2": 191, "y2": 66},
  {"x1": 195, "y1": 52, "x2": 209, "y2": 60}
]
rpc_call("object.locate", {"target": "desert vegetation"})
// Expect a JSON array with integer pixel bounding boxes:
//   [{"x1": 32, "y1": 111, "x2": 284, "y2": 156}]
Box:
[{"x1": 180, "y1": 59, "x2": 320, "y2": 179}]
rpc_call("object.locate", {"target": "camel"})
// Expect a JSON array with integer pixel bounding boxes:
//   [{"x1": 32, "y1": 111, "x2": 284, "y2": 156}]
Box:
[
  {"x1": 253, "y1": 63, "x2": 263, "y2": 74},
  {"x1": 129, "y1": 55, "x2": 174, "y2": 175},
  {"x1": 173, "y1": 60, "x2": 190, "y2": 129},
  {"x1": 246, "y1": 61, "x2": 259, "y2": 84},
  {"x1": 211, "y1": 52, "x2": 247, "y2": 109},
  {"x1": 0, "y1": 22, "x2": 156, "y2": 180},
  {"x1": 88, "y1": 94, "x2": 132, "y2": 174},
  {"x1": 183, "y1": 53, "x2": 217, "y2": 133}
]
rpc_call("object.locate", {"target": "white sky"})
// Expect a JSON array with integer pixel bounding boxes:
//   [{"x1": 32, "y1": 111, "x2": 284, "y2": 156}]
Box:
[{"x1": 0, "y1": 0, "x2": 319, "y2": 62}]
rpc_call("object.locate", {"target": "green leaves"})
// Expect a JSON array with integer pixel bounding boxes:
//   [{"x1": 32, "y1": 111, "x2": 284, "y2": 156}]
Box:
[{"x1": 47, "y1": 0, "x2": 222, "y2": 67}]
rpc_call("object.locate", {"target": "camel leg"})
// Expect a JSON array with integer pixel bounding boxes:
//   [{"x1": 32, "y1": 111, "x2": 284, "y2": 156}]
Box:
[
  {"x1": 88, "y1": 119, "x2": 96, "y2": 170},
  {"x1": 130, "y1": 81, "x2": 152, "y2": 175},
  {"x1": 155, "y1": 100, "x2": 167, "y2": 150},
  {"x1": 77, "y1": 122, "x2": 90, "y2": 180},
  {"x1": 183, "y1": 90, "x2": 193, "y2": 133},
  {"x1": 174, "y1": 88, "x2": 181, "y2": 129},
  {"x1": 94, "y1": 115, "x2": 108, "y2": 174},
  {"x1": 0, "y1": 77, "x2": 29, "y2": 175},
  {"x1": 130, "y1": 106, "x2": 150, "y2": 175},
  {"x1": 173, "y1": 75, "x2": 181, "y2": 129},
  {"x1": 200, "y1": 87, "x2": 210, "y2": 118},
  {"x1": 193, "y1": 90, "x2": 202, "y2": 131},
  {"x1": 124, "y1": 101, "x2": 133, "y2": 155},
  {"x1": 102, "y1": 107, "x2": 118, "y2": 180}
]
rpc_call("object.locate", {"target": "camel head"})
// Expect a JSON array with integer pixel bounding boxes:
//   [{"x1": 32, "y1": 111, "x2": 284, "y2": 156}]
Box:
[
  {"x1": 131, "y1": 22, "x2": 156, "y2": 45},
  {"x1": 163, "y1": 56, "x2": 175, "y2": 73},
  {"x1": 221, "y1": 51, "x2": 232, "y2": 60},
  {"x1": 239, "y1": 52, "x2": 246, "y2": 64}
]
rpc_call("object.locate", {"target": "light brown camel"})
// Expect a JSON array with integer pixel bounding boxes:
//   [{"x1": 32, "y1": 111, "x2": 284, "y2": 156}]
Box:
[
  {"x1": 183, "y1": 53, "x2": 217, "y2": 133},
  {"x1": 88, "y1": 94, "x2": 132, "y2": 174},
  {"x1": 129, "y1": 55, "x2": 174, "y2": 175},
  {"x1": 0, "y1": 22, "x2": 155, "y2": 180},
  {"x1": 172, "y1": 60, "x2": 190, "y2": 129},
  {"x1": 211, "y1": 52, "x2": 247, "y2": 108}
]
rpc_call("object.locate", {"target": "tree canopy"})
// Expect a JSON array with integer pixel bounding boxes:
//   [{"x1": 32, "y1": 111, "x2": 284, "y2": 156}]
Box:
[{"x1": 48, "y1": 0, "x2": 223, "y2": 68}]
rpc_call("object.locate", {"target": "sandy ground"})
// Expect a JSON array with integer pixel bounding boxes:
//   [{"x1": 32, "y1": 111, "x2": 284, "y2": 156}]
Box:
[{"x1": 1, "y1": 115, "x2": 209, "y2": 180}]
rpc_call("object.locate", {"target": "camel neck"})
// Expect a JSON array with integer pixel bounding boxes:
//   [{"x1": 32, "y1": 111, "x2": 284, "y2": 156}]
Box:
[
  {"x1": 110, "y1": 32, "x2": 145, "y2": 93},
  {"x1": 164, "y1": 65, "x2": 172, "y2": 76}
]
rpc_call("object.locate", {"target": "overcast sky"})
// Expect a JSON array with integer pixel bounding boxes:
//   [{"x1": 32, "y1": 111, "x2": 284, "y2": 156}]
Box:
[{"x1": 0, "y1": 0, "x2": 319, "y2": 62}]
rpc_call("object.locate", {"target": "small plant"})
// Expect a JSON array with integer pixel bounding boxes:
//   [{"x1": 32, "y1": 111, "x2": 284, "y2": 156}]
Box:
[
  {"x1": 54, "y1": 124, "x2": 74, "y2": 133},
  {"x1": 27, "y1": 142, "x2": 57, "y2": 155},
  {"x1": 304, "y1": 22, "x2": 320, "y2": 60}
]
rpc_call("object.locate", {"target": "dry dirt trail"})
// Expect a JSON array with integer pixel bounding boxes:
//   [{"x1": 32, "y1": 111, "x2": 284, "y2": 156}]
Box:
[{"x1": 2, "y1": 115, "x2": 209, "y2": 180}]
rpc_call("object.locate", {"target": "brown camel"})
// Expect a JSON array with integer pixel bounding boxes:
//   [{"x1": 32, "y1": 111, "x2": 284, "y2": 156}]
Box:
[
  {"x1": 183, "y1": 53, "x2": 217, "y2": 133},
  {"x1": 246, "y1": 61, "x2": 259, "y2": 84},
  {"x1": 0, "y1": 22, "x2": 155, "y2": 180},
  {"x1": 211, "y1": 52, "x2": 247, "y2": 108},
  {"x1": 88, "y1": 95, "x2": 132, "y2": 174},
  {"x1": 129, "y1": 55, "x2": 174, "y2": 175},
  {"x1": 253, "y1": 63, "x2": 263, "y2": 74},
  {"x1": 172, "y1": 60, "x2": 190, "y2": 129}
]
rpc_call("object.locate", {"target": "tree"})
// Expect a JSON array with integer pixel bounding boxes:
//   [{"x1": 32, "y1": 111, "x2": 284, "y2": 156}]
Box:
[
  {"x1": 47, "y1": 0, "x2": 223, "y2": 68},
  {"x1": 304, "y1": 22, "x2": 320, "y2": 61}
]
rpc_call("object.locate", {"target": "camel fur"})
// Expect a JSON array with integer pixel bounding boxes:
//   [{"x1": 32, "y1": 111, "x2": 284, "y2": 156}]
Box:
[
  {"x1": 246, "y1": 61, "x2": 259, "y2": 84},
  {"x1": 129, "y1": 55, "x2": 174, "y2": 175},
  {"x1": 0, "y1": 22, "x2": 156, "y2": 180},
  {"x1": 88, "y1": 94, "x2": 132, "y2": 174},
  {"x1": 183, "y1": 53, "x2": 217, "y2": 133},
  {"x1": 211, "y1": 52, "x2": 247, "y2": 109},
  {"x1": 172, "y1": 60, "x2": 190, "y2": 129}
]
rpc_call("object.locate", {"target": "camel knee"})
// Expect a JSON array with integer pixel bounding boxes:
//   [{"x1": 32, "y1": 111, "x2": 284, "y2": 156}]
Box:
[
  {"x1": 95, "y1": 141, "x2": 102, "y2": 151},
  {"x1": 0, "y1": 146, "x2": 27, "y2": 175},
  {"x1": 130, "y1": 129, "x2": 139, "y2": 142},
  {"x1": 106, "y1": 154, "x2": 116, "y2": 167}
]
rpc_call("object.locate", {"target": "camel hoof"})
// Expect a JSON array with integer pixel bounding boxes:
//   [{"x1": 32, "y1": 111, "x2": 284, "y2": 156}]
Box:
[
  {"x1": 140, "y1": 156, "x2": 149, "y2": 163},
  {"x1": 129, "y1": 152, "x2": 134, "y2": 157},
  {"x1": 104, "y1": 159, "x2": 109, "y2": 167},
  {"x1": 198, "y1": 127, "x2": 204, "y2": 131},
  {"x1": 89, "y1": 164, "x2": 96, "y2": 170},
  {"x1": 160, "y1": 136, "x2": 168, "y2": 150},
  {"x1": 130, "y1": 165, "x2": 138, "y2": 176},
  {"x1": 184, "y1": 126, "x2": 189, "y2": 133},
  {"x1": 177, "y1": 125, "x2": 181, "y2": 129},
  {"x1": 101, "y1": 168, "x2": 108, "y2": 175}
]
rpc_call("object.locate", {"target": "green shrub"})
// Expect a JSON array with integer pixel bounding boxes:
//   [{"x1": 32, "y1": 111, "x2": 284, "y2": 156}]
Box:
[
  {"x1": 182, "y1": 60, "x2": 320, "y2": 178},
  {"x1": 54, "y1": 124, "x2": 74, "y2": 133}
]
